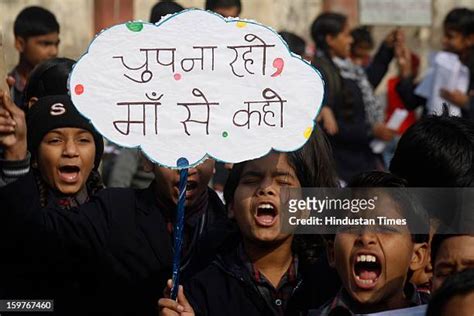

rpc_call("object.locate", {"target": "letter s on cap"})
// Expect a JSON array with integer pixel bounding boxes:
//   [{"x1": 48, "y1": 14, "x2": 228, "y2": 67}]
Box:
[{"x1": 50, "y1": 103, "x2": 66, "y2": 116}]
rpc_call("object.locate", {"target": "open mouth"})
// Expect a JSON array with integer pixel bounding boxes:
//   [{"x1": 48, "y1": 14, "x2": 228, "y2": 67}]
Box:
[
  {"x1": 186, "y1": 180, "x2": 197, "y2": 191},
  {"x1": 58, "y1": 165, "x2": 81, "y2": 183},
  {"x1": 353, "y1": 254, "x2": 382, "y2": 289},
  {"x1": 254, "y1": 202, "x2": 278, "y2": 227}
]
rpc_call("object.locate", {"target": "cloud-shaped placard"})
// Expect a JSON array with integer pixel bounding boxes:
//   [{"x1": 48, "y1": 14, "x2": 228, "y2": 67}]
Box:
[{"x1": 69, "y1": 9, "x2": 324, "y2": 168}]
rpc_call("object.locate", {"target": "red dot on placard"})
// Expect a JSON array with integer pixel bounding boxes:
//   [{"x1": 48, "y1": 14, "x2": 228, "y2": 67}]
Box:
[
  {"x1": 174, "y1": 73, "x2": 182, "y2": 81},
  {"x1": 75, "y1": 84, "x2": 84, "y2": 95}
]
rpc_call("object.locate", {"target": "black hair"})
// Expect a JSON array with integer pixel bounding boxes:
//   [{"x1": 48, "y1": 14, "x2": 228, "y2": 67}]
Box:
[
  {"x1": 279, "y1": 31, "x2": 306, "y2": 57},
  {"x1": 23, "y1": 57, "x2": 75, "y2": 111},
  {"x1": 443, "y1": 8, "x2": 474, "y2": 36},
  {"x1": 311, "y1": 12, "x2": 347, "y2": 55},
  {"x1": 224, "y1": 124, "x2": 337, "y2": 206},
  {"x1": 14, "y1": 6, "x2": 60, "y2": 39},
  {"x1": 431, "y1": 218, "x2": 474, "y2": 264},
  {"x1": 348, "y1": 170, "x2": 407, "y2": 187},
  {"x1": 431, "y1": 232, "x2": 458, "y2": 266},
  {"x1": 348, "y1": 171, "x2": 429, "y2": 243},
  {"x1": 310, "y1": 12, "x2": 355, "y2": 120},
  {"x1": 390, "y1": 114, "x2": 474, "y2": 188},
  {"x1": 350, "y1": 26, "x2": 374, "y2": 54},
  {"x1": 149, "y1": 0, "x2": 184, "y2": 24},
  {"x1": 426, "y1": 268, "x2": 474, "y2": 316},
  {"x1": 205, "y1": 0, "x2": 241, "y2": 15}
]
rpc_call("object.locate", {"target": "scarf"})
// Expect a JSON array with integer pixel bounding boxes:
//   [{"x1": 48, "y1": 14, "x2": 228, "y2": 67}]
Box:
[{"x1": 332, "y1": 57, "x2": 384, "y2": 126}]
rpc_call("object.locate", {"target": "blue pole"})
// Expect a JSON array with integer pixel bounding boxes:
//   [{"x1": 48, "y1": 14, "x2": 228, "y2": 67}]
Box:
[{"x1": 170, "y1": 157, "x2": 189, "y2": 300}]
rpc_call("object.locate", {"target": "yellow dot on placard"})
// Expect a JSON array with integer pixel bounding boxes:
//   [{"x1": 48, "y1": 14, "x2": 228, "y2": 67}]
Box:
[
  {"x1": 304, "y1": 127, "x2": 313, "y2": 139},
  {"x1": 236, "y1": 21, "x2": 247, "y2": 28}
]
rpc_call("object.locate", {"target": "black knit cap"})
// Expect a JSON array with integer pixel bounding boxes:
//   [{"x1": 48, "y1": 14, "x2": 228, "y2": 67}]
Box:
[{"x1": 27, "y1": 95, "x2": 104, "y2": 169}]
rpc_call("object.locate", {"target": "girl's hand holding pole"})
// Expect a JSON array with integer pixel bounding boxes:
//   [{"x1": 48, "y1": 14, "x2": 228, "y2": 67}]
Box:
[{"x1": 158, "y1": 279, "x2": 195, "y2": 316}]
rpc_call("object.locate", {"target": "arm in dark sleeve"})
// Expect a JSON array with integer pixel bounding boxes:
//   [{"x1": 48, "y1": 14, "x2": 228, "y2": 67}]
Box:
[
  {"x1": 366, "y1": 42, "x2": 394, "y2": 88},
  {"x1": 0, "y1": 152, "x2": 30, "y2": 186},
  {"x1": 332, "y1": 116, "x2": 372, "y2": 146},
  {"x1": 184, "y1": 277, "x2": 209, "y2": 316},
  {"x1": 0, "y1": 171, "x2": 113, "y2": 257},
  {"x1": 395, "y1": 76, "x2": 426, "y2": 110},
  {"x1": 461, "y1": 95, "x2": 474, "y2": 120}
]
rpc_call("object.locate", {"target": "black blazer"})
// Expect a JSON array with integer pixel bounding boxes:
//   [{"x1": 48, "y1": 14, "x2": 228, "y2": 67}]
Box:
[{"x1": 0, "y1": 171, "x2": 230, "y2": 316}]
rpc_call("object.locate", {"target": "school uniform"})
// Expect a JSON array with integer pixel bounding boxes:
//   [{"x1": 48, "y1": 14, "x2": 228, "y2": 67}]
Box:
[
  {"x1": 184, "y1": 244, "x2": 340, "y2": 316},
  {"x1": 0, "y1": 170, "x2": 232, "y2": 316},
  {"x1": 309, "y1": 283, "x2": 429, "y2": 316}
]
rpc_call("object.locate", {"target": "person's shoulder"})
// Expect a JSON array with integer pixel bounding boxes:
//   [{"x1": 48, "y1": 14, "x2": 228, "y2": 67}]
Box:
[
  {"x1": 188, "y1": 259, "x2": 224, "y2": 284},
  {"x1": 95, "y1": 186, "x2": 135, "y2": 199},
  {"x1": 311, "y1": 55, "x2": 334, "y2": 77},
  {"x1": 90, "y1": 187, "x2": 139, "y2": 210},
  {"x1": 207, "y1": 187, "x2": 225, "y2": 211}
]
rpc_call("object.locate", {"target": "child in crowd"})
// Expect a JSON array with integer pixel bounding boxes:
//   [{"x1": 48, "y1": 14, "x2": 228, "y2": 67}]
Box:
[
  {"x1": 396, "y1": 8, "x2": 474, "y2": 118},
  {"x1": 350, "y1": 26, "x2": 374, "y2": 67},
  {"x1": 390, "y1": 114, "x2": 474, "y2": 187},
  {"x1": 10, "y1": 6, "x2": 60, "y2": 107},
  {"x1": 0, "y1": 94, "x2": 104, "y2": 314},
  {"x1": 158, "y1": 127, "x2": 339, "y2": 315},
  {"x1": 431, "y1": 231, "x2": 474, "y2": 292},
  {"x1": 205, "y1": 0, "x2": 241, "y2": 17},
  {"x1": 279, "y1": 31, "x2": 307, "y2": 59},
  {"x1": 427, "y1": 268, "x2": 474, "y2": 316},
  {"x1": 312, "y1": 171, "x2": 429, "y2": 315},
  {"x1": 310, "y1": 13, "x2": 398, "y2": 183},
  {"x1": 0, "y1": 90, "x2": 230, "y2": 315},
  {"x1": 22, "y1": 57, "x2": 75, "y2": 110},
  {"x1": 150, "y1": 0, "x2": 184, "y2": 24},
  {"x1": 408, "y1": 218, "x2": 439, "y2": 295}
]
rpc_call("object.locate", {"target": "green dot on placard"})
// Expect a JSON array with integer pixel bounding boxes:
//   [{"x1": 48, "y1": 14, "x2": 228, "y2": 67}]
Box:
[
  {"x1": 126, "y1": 22, "x2": 143, "y2": 32},
  {"x1": 222, "y1": 131, "x2": 229, "y2": 138}
]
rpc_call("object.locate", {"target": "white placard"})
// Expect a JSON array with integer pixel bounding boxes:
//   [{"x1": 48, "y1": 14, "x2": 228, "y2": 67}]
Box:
[
  {"x1": 415, "y1": 51, "x2": 469, "y2": 117},
  {"x1": 69, "y1": 9, "x2": 324, "y2": 168},
  {"x1": 359, "y1": 0, "x2": 432, "y2": 26},
  {"x1": 370, "y1": 109, "x2": 409, "y2": 154}
]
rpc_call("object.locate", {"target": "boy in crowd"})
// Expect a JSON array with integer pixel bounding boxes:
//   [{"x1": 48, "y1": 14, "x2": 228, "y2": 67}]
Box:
[
  {"x1": 427, "y1": 269, "x2": 474, "y2": 316},
  {"x1": 10, "y1": 6, "x2": 60, "y2": 107},
  {"x1": 312, "y1": 172, "x2": 429, "y2": 315},
  {"x1": 431, "y1": 232, "x2": 474, "y2": 292},
  {"x1": 390, "y1": 114, "x2": 474, "y2": 224},
  {"x1": 350, "y1": 26, "x2": 374, "y2": 67},
  {"x1": 396, "y1": 8, "x2": 474, "y2": 118},
  {"x1": 149, "y1": 0, "x2": 184, "y2": 24},
  {"x1": 205, "y1": 0, "x2": 241, "y2": 17}
]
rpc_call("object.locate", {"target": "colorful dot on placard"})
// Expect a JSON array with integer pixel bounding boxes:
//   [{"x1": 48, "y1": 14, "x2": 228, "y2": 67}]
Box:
[
  {"x1": 236, "y1": 21, "x2": 247, "y2": 28},
  {"x1": 75, "y1": 84, "x2": 84, "y2": 95},
  {"x1": 222, "y1": 131, "x2": 229, "y2": 138},
  {"x1": 304, "y1": 127, "x2": 312, "y2": 139},
  {"x1": 174, "y1": 73, "x2": 182, "y2": 81},
  {"x1": 126, "y1": 21, "x2": 143, "y2": 32}
]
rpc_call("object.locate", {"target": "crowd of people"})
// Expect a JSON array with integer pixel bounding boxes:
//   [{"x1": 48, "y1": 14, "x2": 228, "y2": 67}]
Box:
[{"x1": 0, "y1": 0, "x2": 473, "y2": 315}]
